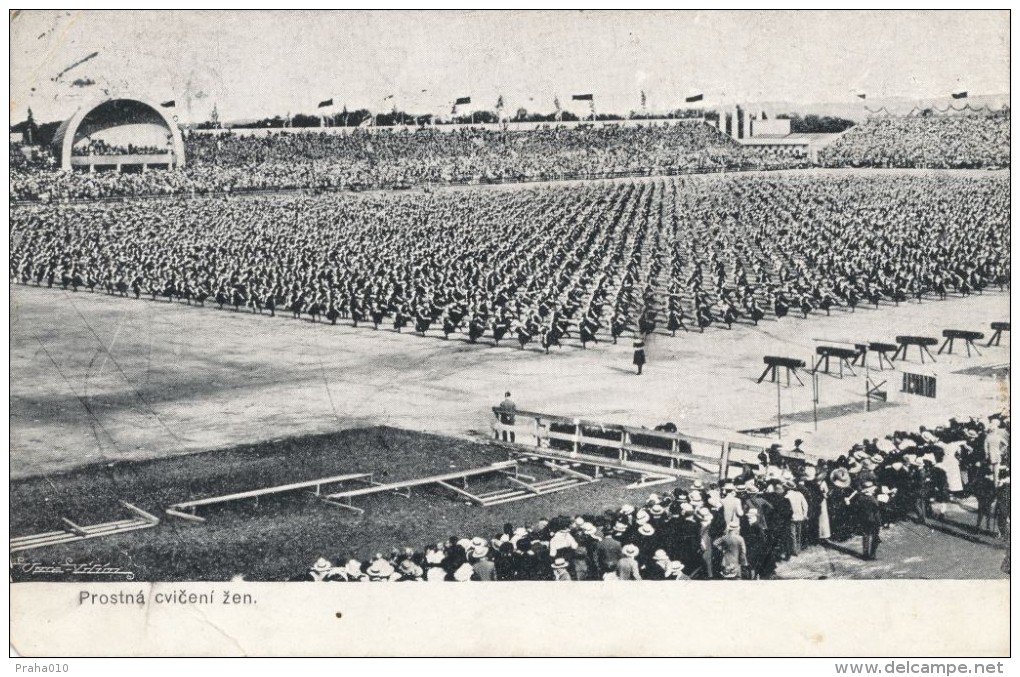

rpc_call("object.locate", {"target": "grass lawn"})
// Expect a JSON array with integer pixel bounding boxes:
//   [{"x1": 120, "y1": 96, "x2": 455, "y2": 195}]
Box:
[{"x1": 10, "y1": 426, "x2": 674, "y2": 581}]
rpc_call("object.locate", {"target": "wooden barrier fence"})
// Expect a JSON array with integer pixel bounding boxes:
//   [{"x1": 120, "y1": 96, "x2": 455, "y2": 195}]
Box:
[
  {"x1": 490, "y1": 408, "x2": 820, "y2": 482},
  {"x1": 492, "y1": 408, "x2": 761, "y2": 481}
]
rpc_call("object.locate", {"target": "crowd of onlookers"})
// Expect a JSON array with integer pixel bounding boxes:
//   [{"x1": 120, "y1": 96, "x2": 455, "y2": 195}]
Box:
[
  {"x1": 71, "y1": 139, "x2": 170, "y2": 157},
  {"x1": 184, "y1": 123, "x2": 790, "y2": 184},
  {"x1": 9, "y1": 165, "x2": 319, "y2": 201},
  {"x1": 10, "y1": 172, "x2": 1009, "y2": 352},
  {"x1": 11, "y1": 121, "x2": 802, "y2": 201},
  {"x1": 10, "y1": 143, "x2": 32, "y2": 170},
  {"x1": 9, "y1": 143, "x2": 56, "y2": 171},
  {"x1": 819, "y1": 116, "x2": 1010, "y2": 169},
  {"x1": 295, "y1": 415, "x2": 1010, "y2": 581},
  {"x1": 9, "y1": 115, "x2": 1008, "y2": 202}
]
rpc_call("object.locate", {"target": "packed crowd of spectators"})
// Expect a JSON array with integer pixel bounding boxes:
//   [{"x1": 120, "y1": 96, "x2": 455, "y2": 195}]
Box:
[
  {"x1": 295, "y1": 414, "x2": 1009, "y2": 581},
  {"x1": 10, "y1": 172, "x2": 1009, "y2": 352},
  {"x1": 10, "y1": 115, "x2": 1008, "y2": 202},
  {"x1": 10, "y1": 143, "x2": 32, "y2": 170},
  {"x1": 10, "y1": 121, "x2": 803, "y2": 201},
  {"x1": 9, "y1": 143, "x2": 56, "y2": 171},
  {"x1": 10, "y1": 165, "x2": 319, "y2": 202},
  {"x1": 819, "y1": 116, "x2": 1010, "y2": 169},
  {"x1": 71, "y1": 139, "x2": 170, "y2": 157},
  {"x1": 185, "y1": 123, "x2": 785, "y2": 184}
]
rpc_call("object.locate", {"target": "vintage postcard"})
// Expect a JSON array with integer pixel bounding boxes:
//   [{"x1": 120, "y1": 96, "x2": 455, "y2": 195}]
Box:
[{"x1": 8, "y1": 9, "x2": 1011, "y2": 658}]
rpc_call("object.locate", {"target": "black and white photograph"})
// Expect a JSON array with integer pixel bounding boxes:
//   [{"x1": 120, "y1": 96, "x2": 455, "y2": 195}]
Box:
[{"x1": 7, "y1": 9, "x2": 1011, "y2": 658}]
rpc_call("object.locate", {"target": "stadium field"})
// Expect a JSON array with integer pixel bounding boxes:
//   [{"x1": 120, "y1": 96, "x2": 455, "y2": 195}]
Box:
[
  {"x1": 9, "y1": 170, "x2": 1009, "y2": 582},
  {"x1": 10, "y1": 237, "x2": 1007, "y2": 478}
]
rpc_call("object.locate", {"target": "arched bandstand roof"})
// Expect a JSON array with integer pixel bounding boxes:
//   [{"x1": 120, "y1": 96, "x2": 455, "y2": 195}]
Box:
[{"x1": 51, "y1": 96, "x2": 185, "y2": 170}]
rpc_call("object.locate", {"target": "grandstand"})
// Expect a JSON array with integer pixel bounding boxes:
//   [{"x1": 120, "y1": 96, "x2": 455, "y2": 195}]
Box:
[
  {"x1": 12, "y1": 118, "x2": 805, "y2": 202},
  {"x1": 11, "y1": 111, "x2": 1010, "y2": 202},
  {"x1": 820, "y1": 116, "x2": 1010, "y2": 168}
]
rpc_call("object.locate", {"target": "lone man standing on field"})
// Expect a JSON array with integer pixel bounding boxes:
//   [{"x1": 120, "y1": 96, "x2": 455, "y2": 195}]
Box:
[
  {"x1": 633, "y1": 340, "x2": 646, "y2": 375},
  {"x1": 498, "y1": 391, "x2": 517, "y2": 442}
]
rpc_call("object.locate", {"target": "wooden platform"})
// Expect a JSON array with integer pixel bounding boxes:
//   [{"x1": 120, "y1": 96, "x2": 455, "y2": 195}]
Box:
[
  {"x1": 10, "y1": 501, "x2": 159, "y2": 552},
  {"x1": 505, "y1": 447, "x2": 678, "y2": 488},
  {"x1": 474, "y1": 462, "x2": 599, "y2": 505},
  {"x1": 166, "y1": 472, "x2": 373, "y2": 522},
  {"x1": 317, "y1": 461, "x2": 587, "y2": 512}
]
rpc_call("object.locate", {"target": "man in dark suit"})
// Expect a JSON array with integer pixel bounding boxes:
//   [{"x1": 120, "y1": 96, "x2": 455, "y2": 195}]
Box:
[
  {"x1": 498, "y1": 391, "x2": 516, "y2": 443},
  {"x1": 853, "y1": 481, "x2": 882, "y2": 560},
  {"x1": 595, "y1": 528, "x2": 623, "y2": 578},
  {"x1": 764, "y1": 482, "x2": 793, "y2": 561}
]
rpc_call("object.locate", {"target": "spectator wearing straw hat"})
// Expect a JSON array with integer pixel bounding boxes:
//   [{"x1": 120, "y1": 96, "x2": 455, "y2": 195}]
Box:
[
  {"x1": 634, "y1": 522, "x2": 659, "y2": 568},
  {"x1": 906, "y1": 456, "x2": 932, "y2": 526},
  {"x1": 828, "y1": 467, "x2": 855, "y2": 541},
  {"x1": 644, "y1": 549, "x2": 672, "y2": 580},
  {"x1": 452, "y1": 562, "x2": 476, "y2": 582},
  {"x1": 366, "y1": 558, "x2": 397, "y2": 581},
  {"x1": 765, "y1": 482, "x2": 793, "y2": 562},
  {"x1": 291, "y1": 413, "x2": 1010, "y2": 584},
  {"x1": 305, "y1": 557, "x2": 335, "y2": 582},
  {"x1": 577, "y1": 522, "x2": 601, "y2": 574},
  {"x1": 551, "y1": 557, "x2": 572, "y2": 581},
  {"x1": 853, "y1": 481, "x2": 883, "y2": 560},
  {"x1": 743, "y1": 481, "x2": 773, "y2": 533},
  {"x1": 697, "y1": 507, "x2": 716, "y2": 579},
  {"x1": 472, "y1": 546, "x2": 496, "y2": 581},
  {"x1": 616, "y1": 544, "x2": 642, "y2": 580},
  {"x1": 396, "y1": 559, "x2": 425, "y2": 582},
  {"x1": 713, "y1": 519, "x2": 749, "y2": 579},
  {"x1": 343, "y1": 559, "x2": 366, "y2": 583},
  {"x1": 721, "y1": 481, "x2": 744, "y2": 526},
  {"x1": 786, "y1": 481, "x2": 809, "y2": 556}
]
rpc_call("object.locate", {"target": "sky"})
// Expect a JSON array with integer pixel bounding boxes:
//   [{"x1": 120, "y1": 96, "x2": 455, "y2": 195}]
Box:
[{"x1": 9, "y1": 10, "x2": 1011, "y2": 124}]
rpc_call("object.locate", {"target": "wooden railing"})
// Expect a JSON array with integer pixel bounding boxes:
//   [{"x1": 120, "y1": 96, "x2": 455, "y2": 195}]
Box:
[{"x1": 490, "y1": 407, "x2": 820, "y2": 482}]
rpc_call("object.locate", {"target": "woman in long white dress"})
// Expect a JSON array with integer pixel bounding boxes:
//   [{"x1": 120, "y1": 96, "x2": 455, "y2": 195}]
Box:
[
  {"x1": 940, "y1": 440, "x2": 966, "y2": 494},
  {"x1": 816, "y1": 475, "x2": 831, "y2": 540}
]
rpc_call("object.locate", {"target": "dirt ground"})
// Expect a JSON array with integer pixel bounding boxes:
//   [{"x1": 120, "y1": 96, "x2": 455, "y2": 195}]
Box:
[
  {"x1": 10, "y1": 280, "x2": 1008, "y2": 479},
  {"x1": 777, "y1": 496, "x2": 1009, "y2": 581}
]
